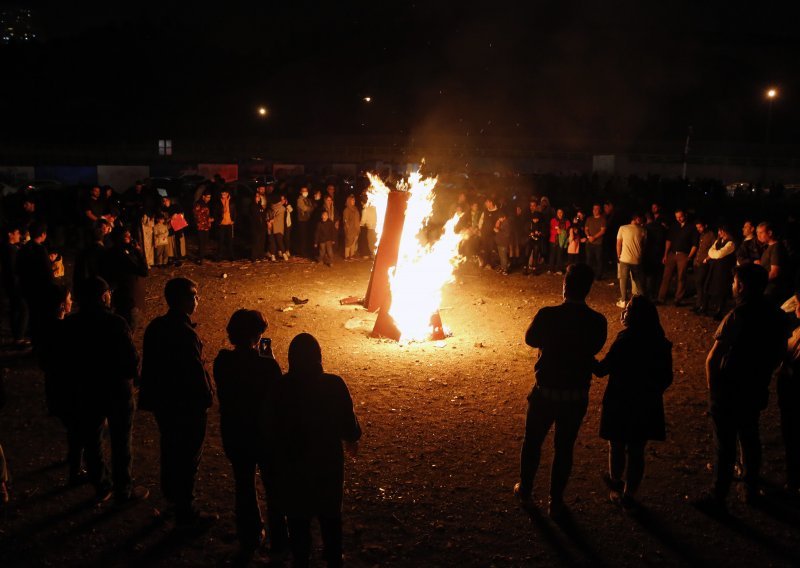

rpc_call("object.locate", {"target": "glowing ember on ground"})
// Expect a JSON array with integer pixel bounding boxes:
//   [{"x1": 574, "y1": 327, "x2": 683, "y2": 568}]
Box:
[{"x1": 367, "y1": 171, "x2": 466, "y2": 342}]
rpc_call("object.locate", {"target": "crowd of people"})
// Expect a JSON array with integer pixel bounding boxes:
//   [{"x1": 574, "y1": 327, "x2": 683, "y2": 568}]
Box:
[{"x1": 0, "y1": 175, "x2": 800, "y2": 565}]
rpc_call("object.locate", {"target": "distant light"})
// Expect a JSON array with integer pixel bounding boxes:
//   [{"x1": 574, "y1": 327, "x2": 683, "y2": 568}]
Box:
[
  {"x1": 767, "y1": 88, "x2": 778, "y2": 99},
  {"x1": 257, "y1": 106, "x2": 268, "y2": 116},
  {"x1": 363, "y1": 96, "x2": 372, "y2": 103}
]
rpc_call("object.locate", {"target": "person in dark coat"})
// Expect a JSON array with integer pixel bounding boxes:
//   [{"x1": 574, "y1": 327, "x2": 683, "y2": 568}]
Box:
[
  {"x1": 73, "y1": 224, "x2": 107, "y2": 307},
  {"x1": 139, "y1": 277, "x2": 217, "y2": 528},
  {"x1": 62, "y1": 277, "x2": 147, "y2": 504},
  {"x1": 214, "y1": 309, "x2": 287, "y2": 561},
  {"x1": 699, "y1": 225, "x2": 737, "y2": 319},
  {"x1": 100, "y1": 227, "x2": 149, "y2": 333},
  {"x1": 273, "y1": 333, "x2": 361, "y2": 568},
  {"x1": 516, "y1": 263, "x2": 607, "y2": 519},
  {"x1": 593, "y1": 295, "x2": 673, "y2": 511},
  {"x1": 15, "y1": 222, "x2": 54, "y2": 347},
  {"x1": 0, "y1": 225, "x2": 28, "y2": 345}
]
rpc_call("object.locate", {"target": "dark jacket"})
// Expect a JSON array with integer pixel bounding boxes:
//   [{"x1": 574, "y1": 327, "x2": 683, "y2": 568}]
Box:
[
  {"x1": 494, "y1": 217, "x2": 512, "y2": 247},
  {"x1": 61, "y1": 306, "x2": 139, "y2": 408},
  {"x1": 213, "y1": 198, "x2": 238, "y2": 225},
  {"x1": 594, "y1": 329, "x2": 673, "y2": 441},
  {"x1": 100, "y1": 244, "x2": 149, "y2": 311},
  {"x1": 0, "y1": 242, "x2": 21, "y2": 294},
  {"x1": 273, "y1": 371, "x2": 361, "y2": 516},
  {"x1": 525, "y1": 301, "x2": 607, "y2": 393},
  {"x1": 73, "y1": 241, "x2": 106, "y2": 300},
  {"x1": 139, "y1": 309, "x2": 214, "y2": 412},
  {"x1": 214, "y1": 348, "x2": 282, "y2": 458},
  {"x1": 16, "y1": 240, "x2": 53, "y2": 298},
  {"x1": 315, "y1": 219, "x2": 337, "y2": 244}
]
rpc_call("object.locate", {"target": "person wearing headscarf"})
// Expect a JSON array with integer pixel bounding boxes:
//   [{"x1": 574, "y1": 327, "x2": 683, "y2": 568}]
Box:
[
  {"x1": 593, "y1": 295, "x2": 673, "y2": 511},
  {"x1": 272, "y1": 333, "x2": 361, "y2": 568}
]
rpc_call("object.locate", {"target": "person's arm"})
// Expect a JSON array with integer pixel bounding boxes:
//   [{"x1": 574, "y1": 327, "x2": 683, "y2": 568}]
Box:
[
  {"x1": 688, "y1": 245, "x2": 698, "y2": 261},
  {"x1": 525, "y1": 310, "x2": 545, "y2": 348},
  {"x1": 616, "y1": 238, "x2": 623, "y2": 260},
  {"x1": 662, "y1": 239, "x2": 672, "y2": 264},
  {"x1": 706, "y1": 340, "x2": 724, "y2": 390},
  {"x1": 769, "y1": 264, "x2": 780, "y2": 281}
]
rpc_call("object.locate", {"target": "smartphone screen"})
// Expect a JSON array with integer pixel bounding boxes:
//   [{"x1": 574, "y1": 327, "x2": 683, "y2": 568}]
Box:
[{"x1": 258, "y1": 337, "x2": 273, "y2": 358}]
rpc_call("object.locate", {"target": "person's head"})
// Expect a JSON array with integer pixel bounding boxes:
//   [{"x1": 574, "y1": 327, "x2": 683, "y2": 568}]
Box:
[
  {"x1": 756, "y1": 222, "x2": 774, "y2": 244},
  {"x1": 324, "y1": 195, "x2": 333, "y2": 206},
  {"x1": 346, "y1": 195, "x2": 356, "y2": 207},
  {"x1": 695, "y1": 221, "x2": 707, "y2": 234},
  {"x1": 743, "y1": 220, "x2": 755, "y2": 238},
  {"x1": 22, "y1": 198, "x2": 35, "y2": 212},
  {"x1": 47, "y1": 283, "x2": 73, "y2": 319},
  {"x1": 540, "y1": 196, "x2": 550, "y2": 208},
  {"x1": 202, "y1": 190, "x2": 211, "y2": 203},
  {"x1": 470, "y1": 202, "x2": 479, "y2": 212},
  {"x1": 104, "y1": 186, "x2": 114, "y2": 197},
  {"x1": 592, "y1": 204, "x2": 602, "y2": 217},
  {"x1": 321, "y1": 210, "x2": 330, "y2": 222},
  {"x1": 90, "y1": 186, "x2": 101, "y2": 199},
  {"x1": 732, "y1": 263, "x2": 768, "y2": 301},
  {"x1": 226, "y1": 309, "x2": 268, "y2": 348},
  {"x1": 300, "y1": 186, "x2": 309, "y2": 197},
  {"x1": 563, "y1": 263, "x2": 595, "y2": 302},
  {"x1": 5, "y1": 226, "x2": 21, "y2": 245},
  {"x1": 674, "y1": 209, "x2": 686, "y2": 225},
  {"x1": 515, "y1": 205, "x2": 523, "y2": 215},
  {"x1": 718, "y1": 225, "x2": 732, "y2": 240},
  {"x1": 326, "y1": 184, "x2": 335, "y2": 196},
  {"x1": 112, "y1": 227, "x2": 131, "y2": 246},
  {"x1": 29, "y1": 222, "x2": 47, "y2": 243},
  {"x1": 287, "y1": 332, "x2": 323, "y2": 377},
  {"x1": 529, "y1": 200, "x2": 538, "y2": 213},
  {"x1": 621, "y1": 295, "x2": 664, "y2": 337},
  {"x1": 556, "y1": 208, "x2": 564, "y2": 219},
  {"x1": 164, "y1": 277, "x2": 199, "y2": 315},
  {"x1": 78, "y1": 276, "x2": 111, "y2": 309},
  {"x1": 631, "y1": 212, "x2": 644, "y2": 225},
  {"x1": 651, "y1": 202, "x2": 661, "y2": 215},
  {"x1": 484, "y1": 197, "x2": 495, "y2": 209},
  {"x1": 603, "y1": 201, "x2": 614, "y2": 215},
  {"x1": 155, "y1": 215, "x2": 165, "y2": 225},
  {"x1": 220, "y1": 190, "x2": 230, "y2": 200},
  {"x1": 135, "y1": 181, "x2": 143, "y2": 193},
  {"x1": 457, "y1": 192, "x2": 467, "y2": 203},
  {"x1": 256, "y1": 185, "x2": 266, "y2": 195},
  {"x1": 313, "y1": 189, "x2": 322, "y2": 200},
  {"x1": 162, "y1": 196, "x2": 171, "y2": 207}
]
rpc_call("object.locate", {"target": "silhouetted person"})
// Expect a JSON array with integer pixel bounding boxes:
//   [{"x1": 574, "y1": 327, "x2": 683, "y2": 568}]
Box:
[
  {"x1": 0, "y1": 225, "x2": 28, "y2": 345},
  {"x1": 100, "y1": 227, "x2": 149, "y2": 333},
  {"x1": 213, "y1": 309, "x2": 287, "y2": 561},
  {"x1": 139, "y1": 277, "x2": 217, "y2": 528},
  {"x1": 593, "y1": 296, "x2": 673, "y2": 511},
  {"x1": 15, "y1": 222, "x2": 54, "y2": 346},
  {"x1": 694, "y1": 264, "x2": 788, "y2": 512},
  {"x1": 73, "y1": 224, "x2": 106, "y2": 306},
  {"x1": 274, "y1": 333, "x2": 361, "y2": 568},
  {"x1": 777, "y1": 298, "x2": 800, "y2": 497},
  {"x1": 62, "y1": 277, "x2": 147, "y2": 504},
  {"x1": 515, "y1": 263, "x2": 607, "y2": 519}
]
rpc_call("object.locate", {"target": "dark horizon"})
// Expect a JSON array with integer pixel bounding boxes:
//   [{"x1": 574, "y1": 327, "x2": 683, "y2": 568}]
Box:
[{"x1": 2, "y1": 1, "x2": 798, "y2": 149}]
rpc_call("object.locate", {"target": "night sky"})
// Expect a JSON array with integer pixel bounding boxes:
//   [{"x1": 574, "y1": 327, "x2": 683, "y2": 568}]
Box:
[{"x1": 2, "y1": 1, "x2": 798, "y2": 148}]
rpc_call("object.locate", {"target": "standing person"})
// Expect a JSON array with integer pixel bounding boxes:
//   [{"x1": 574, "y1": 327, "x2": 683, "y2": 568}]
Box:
[
  {"x1": 269, "y1": 196, "x2": 288, "y2": 261},
  {"x1": 215, "y1": 189, "x2": 237, "y2": 261},
  {"x1": 315, "y1": 211, "x2": 336, "y2": 267},
  {"x1": 192, "y1": 191, "x2": 214, "y2": 264},
  {"x1": 15, "y1": 222, "x2": 54, "y2": 347},
  {"x1": 584, "y1": 204, "x2": 607, "y2": 280},
  {"x1": 250, "y1": 192, "x2": 268, "y2": 262},
  {"x1": 593, "y1": 296, "x2": 672, "y2": 511},
  {"x1": 526, "y1": 211, "x2": 546, "y2": 274},
  {"x1": 515, "y1": 264, "x2": 607, "y2": 518},
  {"x1": 643, "y1": 212, "x2": 667, "y2": 301},
  {"x1": 511, "y1": 205, "x2": 528, "y2": 268},
  {"x1": 82, "y1": 186, "x2": 106, "y2": 244},
  {"x1": 756, "y1": 222, "x2": 788, "y2": 305},
  {"x1": 73, "y1": 224, "x2": 107, "y2": 304},
  {"x1": 153, "y1": 215, "x2": 170, "y2": 267},
  {"x1": 214, "y1": 310, "x2": 287, "y2": 561},
  {"x1": 604, "y1": 201, "x2": 622, "y2": 276},
  {"x1": 615, "y1": 213, "x2": 646, "y2": 308},
  {"x1": 777, "y1": 301, "x2": 800, "y2": 497},
  {"x1": 694, "y1": 264, "x2": 788, "y2": 512},
  {"x1": 282, "y1": 194, "x2": 293, "y2": 258},
  {"x1": 1, "y1": 225, "x2": 28, "y2": 345},
  {"x1": 274, "y1": 333, "x2": 361, "y2": 568},
  {"x1": 360, "y1": 193, "x2": 378, "y2": 259},
  {"x1": 62, "y1": 277, "x2": 147, "y2": 505},
  {"x1": 657, "y1": 209, "x2": 698, "y2": 306},
  {"x1": 494, "y1": 211, "x2": 512, "y2": 275},
  {"x1": 547, "y1": 208, "x2": 570, "y2": 275},
  {"x1": 478, "y1": 197, "x2": 500, "y2": 269},
  {"x1": 139, "y1": 278, "x2": 217, "y2": 529},
  {"x1": 100, "y1": 227, "x2": 149, "y2": 334},
  {"x1": 162, "y1": 196, "x2": 188, "y2": 265},
  {"x1": 566, "y1": 224, "x2": 582, "y2": 266},
  {"x1": 296, "y1": 186, "x2": 314, "y2": 259},
  {"x1": 692, "y1": 220, "x2": 716, "y2": 312},
  {"x1": 698, "y1": 225, "x2": 737, "y2": 319},
  {"x1": 736, "y1": 220, "x2": 762, "y2": 265},
  {"x1": 342, "y1": 195, "x2": 361, "y2": 261}
]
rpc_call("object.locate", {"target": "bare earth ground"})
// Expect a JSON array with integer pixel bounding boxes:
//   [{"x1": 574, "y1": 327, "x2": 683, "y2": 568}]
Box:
[{"x1": 1, "y1": 257, "x2": 799, "y2": 567}]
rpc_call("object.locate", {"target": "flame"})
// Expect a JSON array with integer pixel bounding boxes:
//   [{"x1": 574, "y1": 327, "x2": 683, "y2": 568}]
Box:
[
  {"x1": 365, "y1": 172, "x2": 390, "y2": 247},
  {"x1": 380, "y1": 171, "x2": 466, "y2": 341}
]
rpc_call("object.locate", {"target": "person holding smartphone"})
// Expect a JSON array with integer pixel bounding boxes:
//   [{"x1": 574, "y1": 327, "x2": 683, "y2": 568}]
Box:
[{"x1": 213, "y1": 309, "x2": 286, "y2": 562}]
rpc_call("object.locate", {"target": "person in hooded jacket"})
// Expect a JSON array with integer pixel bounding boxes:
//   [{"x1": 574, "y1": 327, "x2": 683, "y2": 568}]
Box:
[
  {"x1": 272, "y1": 333, "x2": 361, "y2": 568},
  {"x1": 593, "y1": 295, "x2": 673, "y2": 511}
]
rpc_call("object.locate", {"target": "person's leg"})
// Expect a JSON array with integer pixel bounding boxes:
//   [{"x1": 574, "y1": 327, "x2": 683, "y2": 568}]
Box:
[
  {"x1": 550, "y1": 401, "x2": 588, "y2": 503},
  {"x1": 197, "y1": 230, "x2": 208, "y2": 261},
  {"x1": 497, "y1": 246, "x2": 509, "y2": 272},
  {"x1": 737, "y1": 408, "x2": 763, "y2": 493},
  {"x1": 156, "y1": 410, "x2": 207, "y2": 517},
  {"x1": 319, "y1": 513, "x2": 344, "y2": 568},
  {"x1": 284, "y1": 226, "x2": 292, "y2": 255},
  {"x1": 260, "y1": 463, "x2": 288, "y2": 552},
  {"x1": 274, "y1": 232, "x2": 285, "y2": 255},
  {"x1": 658, "y1": 254, "x2": 677, "y2": 302},
  {"x1": 619, "y1": 262, "x2": 631, "y2": 302},
  {"x1": 61, "y1": 415, "x2": 84, "y2": 480},
  {"x1": 80, "y1": 413, "x2": 111, "y2": 497},
  {"x1": 778, "y1": 378, "x2": 800, "y2": 488},
  {"x1": 519, "y1": 395, "x2": 556, "y2": 495},
  {"x1": 625, "y1": 441, "x2": 647, "y2": 496},
  {"x1": 287, "y1": 517, "x2": 312, "y2": 568},
  {"x1": 230, "y1": 456, "x2": 262, "y2": 549},
  {"x1": 675, "y1": 253, "x2": 689, "y2": 303},
  {"x1": 631, "y1": 264, "x2": 644, "y2": 296},
  {"x1": 710, "y1": 404, "x2": 737, "y2": 499},
  {"x1": 694, "y1": 262, "x2": 709, "y2": 308},
  {"x1": 547, "y1": 243, "x2": 557, "y2": 269},
  {"x1": 609, "y1": 440, "x2": 626, "y2": 483},
  {"x1": 107, "y1": 391, "x2": 134, "y2": 499}
]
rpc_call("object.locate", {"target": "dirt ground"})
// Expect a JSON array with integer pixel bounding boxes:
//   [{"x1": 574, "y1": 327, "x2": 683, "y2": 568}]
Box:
[{"x1": 1, "y1": 256, "x2": 799, "y2": 567}]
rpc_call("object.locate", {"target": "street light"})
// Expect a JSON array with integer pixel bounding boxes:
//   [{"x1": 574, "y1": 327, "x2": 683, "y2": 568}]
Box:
[
  {"x1": 257, "y1": 106, "x2": 268, "y2": 117},
  {"x1": 763, "y1": 87, "x2": 779, "y2": 185},
  {"x1": 363, "y1": 96, "x2": 372, "y2": 103}
]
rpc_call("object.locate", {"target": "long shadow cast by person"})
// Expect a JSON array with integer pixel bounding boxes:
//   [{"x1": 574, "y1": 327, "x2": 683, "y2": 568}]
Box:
[
  {"x1": 526, "y1": 506, "x2": 609, "y2": 568},
  {"x1": 90, "y1": 514, "x2": 169, "y2": 566},
  {"x1": 630, "y1": 506, "x2": 707, "y2": 567}
]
